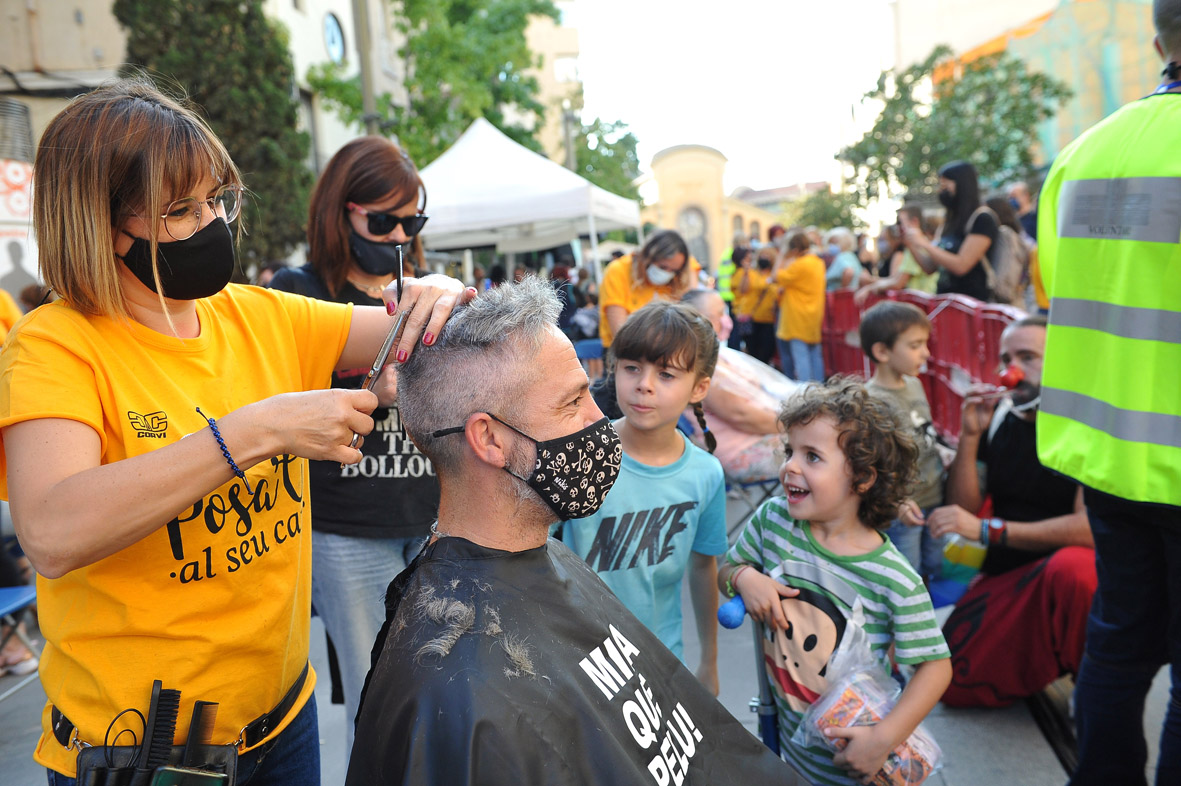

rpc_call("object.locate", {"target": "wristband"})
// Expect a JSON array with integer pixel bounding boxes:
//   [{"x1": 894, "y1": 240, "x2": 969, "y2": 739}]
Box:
[
  {"x1": 726, "y1": 565, "x2": 751, "y2": 598},
  {"x1": 196, "y1": 407, "x2": 255, "y2": 496}
]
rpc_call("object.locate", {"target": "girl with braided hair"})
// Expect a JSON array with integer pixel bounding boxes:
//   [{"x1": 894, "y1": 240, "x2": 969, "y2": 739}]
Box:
[{"x1": 560, "y1": 300, "x2": 726, "y2": 695}]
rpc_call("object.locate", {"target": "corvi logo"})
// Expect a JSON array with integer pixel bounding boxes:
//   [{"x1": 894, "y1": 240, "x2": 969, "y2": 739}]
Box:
[{"x1": 128, "y1": 410, "x2": 168, "y2": 439}]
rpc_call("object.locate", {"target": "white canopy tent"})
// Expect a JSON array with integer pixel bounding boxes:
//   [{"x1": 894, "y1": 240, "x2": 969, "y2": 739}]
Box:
[{"x1": 419, "y1": 118, "x2": 642, "y2": 278}]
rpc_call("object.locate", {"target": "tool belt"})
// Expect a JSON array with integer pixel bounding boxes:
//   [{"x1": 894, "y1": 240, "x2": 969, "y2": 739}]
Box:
[{"x1": 52, "y1": 663, "x2": 308, "y2": 786}]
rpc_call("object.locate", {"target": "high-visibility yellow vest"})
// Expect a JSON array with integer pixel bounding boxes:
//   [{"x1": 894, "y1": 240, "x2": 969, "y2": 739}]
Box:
[
  {"x1": 717, "y1": 258, "x2": 736, "y2": 302},
  {"x1": 1037, "y1": 93, "x2": 1181, "y2": 506}
]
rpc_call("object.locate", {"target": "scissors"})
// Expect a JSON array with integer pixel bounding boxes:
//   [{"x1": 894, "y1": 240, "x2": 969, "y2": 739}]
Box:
[{"x1": 347, "y1": 245, "x2": 409, "y2": 450}]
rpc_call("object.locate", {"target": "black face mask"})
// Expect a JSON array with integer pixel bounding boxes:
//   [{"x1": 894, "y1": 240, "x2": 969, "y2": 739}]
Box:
[
  {"x1": 349, "y1": 231, "x2": 403, "y2": 276},
  {"x1": 938, "y1": 190, "x2": 956, "y2": 209},
  {"x1": 495, "y1": 414, "x2": 622, "y2": 521},
  {"x1": 118, "y1": 218, "x2": 235, "y2": 300},
  {"x1": 431, "y1": 413, "x2": 623, "y2": 521}
]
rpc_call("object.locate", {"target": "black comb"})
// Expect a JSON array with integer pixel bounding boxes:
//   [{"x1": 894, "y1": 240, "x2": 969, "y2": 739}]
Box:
[{"x1": 182, "y1": 701, "x2": 219, "y2": 768}]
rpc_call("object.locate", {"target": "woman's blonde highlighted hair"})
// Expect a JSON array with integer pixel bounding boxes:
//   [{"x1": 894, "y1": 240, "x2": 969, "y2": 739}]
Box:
[{"x1": 33, "y1": 76, "x2": 241, "y2": 318}]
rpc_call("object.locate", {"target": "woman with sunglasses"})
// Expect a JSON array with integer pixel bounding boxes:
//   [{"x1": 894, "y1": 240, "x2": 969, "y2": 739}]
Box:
[
  {"x1": 269, "y1": 136, "x2": 438, "y2": 755},
  {"x1": 0, "y1": 80, "x2": 469, "y2": 786}
]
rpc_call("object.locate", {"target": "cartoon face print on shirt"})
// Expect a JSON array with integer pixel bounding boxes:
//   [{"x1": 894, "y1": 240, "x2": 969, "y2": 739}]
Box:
[
  {"x1": 906, "y1": 408, "x2": 939, "y2": 454},
  {"x1": 763, "y1": 586, "x2": 848, "y2": 713}
]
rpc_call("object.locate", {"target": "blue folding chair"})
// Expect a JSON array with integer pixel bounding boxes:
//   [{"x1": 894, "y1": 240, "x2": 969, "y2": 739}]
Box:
[
  {"x1": 724, "y1": 476, "x2": 781, "y2": 540},
  {"x1": 674, "y1": 414, "x2": 780, "y2": 540},
  {"x1": 574, "y1": 339, "x2": 605, "y2": 380},
  {"x1": 0, "y1": 584, "x2": 40, "y2": 701},
  {"x1": 718, "y1": 594, "x2": 779, "y2": 754}
]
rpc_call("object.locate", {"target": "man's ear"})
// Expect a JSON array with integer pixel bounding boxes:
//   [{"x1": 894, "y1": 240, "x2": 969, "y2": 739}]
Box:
[
  {"x1": 465, "y1": 413, "x2": 511, "y2": 468},
  {"x1": 689, "y1": 374, "x2": 711, "y2": 405},
  {"x1": 1154, "y1": 34, "x2": 1165, "y2": 61}
]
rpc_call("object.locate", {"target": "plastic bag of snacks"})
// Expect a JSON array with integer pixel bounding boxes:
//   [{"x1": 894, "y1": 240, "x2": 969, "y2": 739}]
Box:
[{"x1": 792, "y1": 625, "x2": 943, "y2": 785}]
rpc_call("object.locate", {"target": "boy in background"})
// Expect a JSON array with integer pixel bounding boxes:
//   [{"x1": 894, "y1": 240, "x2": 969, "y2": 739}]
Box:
[{"x1": 860, "y1": 301, "x2": 946, "y2": 580}]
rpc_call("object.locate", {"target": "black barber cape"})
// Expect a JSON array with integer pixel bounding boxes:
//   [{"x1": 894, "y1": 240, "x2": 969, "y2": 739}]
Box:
[{"x1": 347, "y1": 535, "x2": 802, "y2": 786}]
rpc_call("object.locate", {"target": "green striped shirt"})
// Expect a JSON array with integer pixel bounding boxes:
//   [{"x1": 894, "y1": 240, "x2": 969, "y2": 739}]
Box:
[{"x1": 725, "y1": 496, "x2": 949, "y2": 785}]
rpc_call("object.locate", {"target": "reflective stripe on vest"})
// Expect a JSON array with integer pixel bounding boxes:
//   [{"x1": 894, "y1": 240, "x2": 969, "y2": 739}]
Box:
[
  {"x1": 717, "y1": 261, "x2": 735, "y2": 300},
  {"x1": 1041, "y1": 387, "x2": 1181, "y2": 450},
  {"x1": 1049, "y1": 298, "x2": 1181, "y2": 342}
]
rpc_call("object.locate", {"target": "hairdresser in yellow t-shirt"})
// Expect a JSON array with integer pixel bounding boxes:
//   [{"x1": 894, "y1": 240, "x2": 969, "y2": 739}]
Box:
[
  {"x1": 598, "y1": 229, "x2": 700, "y2": 347},
  {"x1": 771, "y1": 231, "x2": 826, "y2": 382},
  {"x1": 0, "y1": 80, "x2": 472, "y2": 784},
  {"x1": 0, "y1": 287, "x2": 22, "y2": 343}
]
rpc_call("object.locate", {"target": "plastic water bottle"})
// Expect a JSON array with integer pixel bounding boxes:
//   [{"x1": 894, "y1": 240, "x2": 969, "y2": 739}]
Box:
[
  {"x1": 941, "y1": 534, "x2": 987, "y2": 584},
  {"x1": 928, "y1": 535, "x2": 988, "y2": 606}
]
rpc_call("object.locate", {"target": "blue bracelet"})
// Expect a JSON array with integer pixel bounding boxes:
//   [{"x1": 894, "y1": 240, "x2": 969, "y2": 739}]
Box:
[{"x1": 196, "y1": 407, "x2": 254, "y2": 495}]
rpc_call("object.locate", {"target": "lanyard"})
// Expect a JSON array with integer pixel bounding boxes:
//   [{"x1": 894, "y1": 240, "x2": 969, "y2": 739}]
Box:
[{"x1": 1154, "y1": 80, "x2": 1181, "y2": 94}]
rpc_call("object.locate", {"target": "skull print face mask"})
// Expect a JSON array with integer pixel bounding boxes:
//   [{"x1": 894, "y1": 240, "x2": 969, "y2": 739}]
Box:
[{"x1": 432, "y1": 414, "x2": 622, "y2": 520}]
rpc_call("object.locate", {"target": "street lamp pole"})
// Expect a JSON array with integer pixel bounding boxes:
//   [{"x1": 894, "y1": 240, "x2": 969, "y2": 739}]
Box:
[
  {"x1": 352, "y1": 0, "x2": 379, "y2": 135},
  {"x1": 562, "y1": 98, "x2": 577, "y2": 171}
]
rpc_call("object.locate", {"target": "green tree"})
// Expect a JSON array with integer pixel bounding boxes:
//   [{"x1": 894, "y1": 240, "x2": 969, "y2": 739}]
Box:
[
  {"x1": 310, "y1": 0, "x2": 558, "y2": 167},
  {"x1": 839, "y1": 46, "x2": 1071, "y2": 202},
  {"x1": 575, "y1": 117, "x2": 641, "y2": 200},
  {"x1": 114, "y1": 0, "x2": 313, "y2": 266},
  {"x1": 781, "y1": 190, "x2": 864, "y2": 230}
]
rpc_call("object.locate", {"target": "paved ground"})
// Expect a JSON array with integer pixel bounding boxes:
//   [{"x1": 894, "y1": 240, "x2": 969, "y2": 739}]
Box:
[{"x1": 0, "y1": 495, "x2": 1169, "y2": 784}]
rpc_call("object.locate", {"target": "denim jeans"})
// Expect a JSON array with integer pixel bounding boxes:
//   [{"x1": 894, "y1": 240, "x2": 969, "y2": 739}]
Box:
[
  {"x1": 1070, "y1": 489, "x2": 1181, "y2": 786},
  {"x1": 48, "y1": 697, "x2": 320, "y2": 786},
  {"x1": 776, "y1": 338, "x2": 824, "y2": 382},
  {"x1": 310, "y1": 529, "x2": 424, "y2": 754},
  {"x1": 884, "y1": 508, "x2": 946, "y2": 581}
]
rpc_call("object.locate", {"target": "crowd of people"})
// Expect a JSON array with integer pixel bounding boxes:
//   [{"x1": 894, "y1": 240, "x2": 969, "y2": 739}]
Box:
[{"x1": 1, "y1": 6, "x2": 1178, "y2": 782}]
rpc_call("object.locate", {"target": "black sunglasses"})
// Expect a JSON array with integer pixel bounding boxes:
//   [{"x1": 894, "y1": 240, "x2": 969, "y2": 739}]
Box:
[{"x1": 347, "y1": 202, "x2": 429, "y2": 237}]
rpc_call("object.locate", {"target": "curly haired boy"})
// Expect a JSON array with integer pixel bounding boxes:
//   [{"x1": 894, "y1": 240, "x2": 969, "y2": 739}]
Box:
[{"x1": 718, "y1": 377, "x2": 951, "y2": 785}]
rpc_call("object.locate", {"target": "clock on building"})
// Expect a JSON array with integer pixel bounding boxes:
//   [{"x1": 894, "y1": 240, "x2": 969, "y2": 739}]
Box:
[{"x1": 324, "y1": 13, "x2": 346, "y2": 65}]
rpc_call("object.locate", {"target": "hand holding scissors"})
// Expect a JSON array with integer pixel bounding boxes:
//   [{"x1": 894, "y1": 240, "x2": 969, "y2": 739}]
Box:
[{"x1": 348, "y1": 248, "x2": 409, "y2": 450}]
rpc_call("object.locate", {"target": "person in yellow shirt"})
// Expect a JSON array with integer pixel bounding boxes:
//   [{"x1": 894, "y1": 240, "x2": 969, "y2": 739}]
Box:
[
  {"x1": 854, "y1": 206, "x2": 940, "y2": 305},
  {"x1": 0, "y1": 79, "x2": 469, "y2": 784},
  {"x1": 598, "y1": 229, "x2": 697, "y2": 347},
  {"x1": 771, "y1": 232, "x2": 827, "y2": 381},
  {"x1": 727, "y1": 247, "x2": 757, "y2": 351},
  {"x1": 731, "y1": 248, "x2": 778, "y2": 364}
]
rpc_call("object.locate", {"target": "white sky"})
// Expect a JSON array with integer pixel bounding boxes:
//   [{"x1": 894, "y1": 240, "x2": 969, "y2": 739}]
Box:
[{"x1": 570, "y1": 0, "x2": 896, "y2": 195}]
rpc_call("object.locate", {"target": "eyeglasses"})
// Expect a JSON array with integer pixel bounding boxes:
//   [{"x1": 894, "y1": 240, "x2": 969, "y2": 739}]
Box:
[
  {"x1": 161, "y1": 185, "x2": 243, "y2": 240},
  {"x1": 346, "y1": 202, "x2": 429, "y2": 238}
]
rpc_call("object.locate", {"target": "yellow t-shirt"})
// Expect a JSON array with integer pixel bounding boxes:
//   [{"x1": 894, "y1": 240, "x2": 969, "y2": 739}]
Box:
[
  {"x1": 774, "y1": 254, "x2": 826, "y2": 343},
  {"x1": 0, "y1": 284, "x2": 351, "y2": 776},
  {"x1": 896, "y1": 249, "x2": 940, "y2": 294},
  {"x1": 0, "y1": 288, "x2": 22, "y2": 343},
  {"x1": 597, "y1": 254, "x2": 701, "y2": 347},
  {"x1": 731, "y1": 269, "x2": 772, "y2": 322},
  {"x1": 752, "y1": 280, "x2": 778, "y2": 325}
]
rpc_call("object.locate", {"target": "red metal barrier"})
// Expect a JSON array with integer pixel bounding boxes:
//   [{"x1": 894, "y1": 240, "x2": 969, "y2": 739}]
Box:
[
  {"x1": 821, "y1": 290, "x2": 1024, "y2": 441},
  {"x1": 975, "y1": 302, "x2": 1026, "y2": 385},
  {"x1": 822, "y1": 290, "x2": 871, "y2": 378}
]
